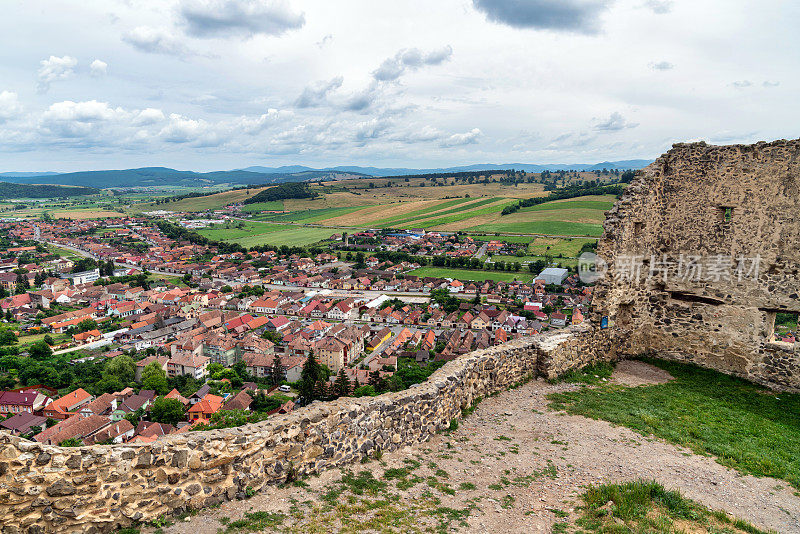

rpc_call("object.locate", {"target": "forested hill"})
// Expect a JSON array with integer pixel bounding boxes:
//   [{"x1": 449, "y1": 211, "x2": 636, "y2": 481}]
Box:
[
  {"x1": 0, "y1": 182, "x2": 99, "y2": 199},
  {"x1": 0, "y1": 167, "x2": 367, "y2": 189}
]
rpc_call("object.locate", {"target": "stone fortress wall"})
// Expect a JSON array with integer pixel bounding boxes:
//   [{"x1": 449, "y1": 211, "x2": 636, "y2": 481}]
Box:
[
  {"x1": 0, "y1": 324, "x2": 606, "y2": 533},
  {"x1": 593, "y1": 139, "x2": 800, "y2": 390}
]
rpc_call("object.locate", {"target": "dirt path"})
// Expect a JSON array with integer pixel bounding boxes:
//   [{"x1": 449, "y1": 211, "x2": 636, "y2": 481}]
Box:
[{"x1": 158, "y1": 364, "x2": 800, "y2": 533}]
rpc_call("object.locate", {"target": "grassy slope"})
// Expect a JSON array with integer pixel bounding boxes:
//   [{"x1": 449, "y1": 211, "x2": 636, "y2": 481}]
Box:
[
  {"x1": 240, "y1": 201, "x2": 284, "y2": 212},
  {"x1": 574, "y1": 479, "x2": 770, "y2": 534},
  {"x1": 549, "y1": 358, "x2": 800, "y2": 490}
]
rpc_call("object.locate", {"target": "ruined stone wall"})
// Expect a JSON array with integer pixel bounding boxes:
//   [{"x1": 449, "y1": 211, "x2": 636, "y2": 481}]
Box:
[
  {"x1": 594, "y1": 139, "x2": 800, "y2": 390},
  {"x1": 0, "y1": 325, "x2": 605, "y2": 533}
]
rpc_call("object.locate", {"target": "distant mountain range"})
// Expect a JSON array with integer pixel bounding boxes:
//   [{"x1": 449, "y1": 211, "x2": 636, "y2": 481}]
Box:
[
  {"x1": 239, "y1": 160, "x2": 652, "y2": 177},
  {"x1": 0, "y1": 160, "x2": 651, "y2": 189}
]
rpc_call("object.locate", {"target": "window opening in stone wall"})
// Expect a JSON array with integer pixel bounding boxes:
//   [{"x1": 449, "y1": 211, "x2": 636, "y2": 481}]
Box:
[
  {"x1": 770, "y1": 311, "x2": 799, "y2": 344},
  {"x1": 719, "y1": 206, "x2": 734, "y2": 222}
]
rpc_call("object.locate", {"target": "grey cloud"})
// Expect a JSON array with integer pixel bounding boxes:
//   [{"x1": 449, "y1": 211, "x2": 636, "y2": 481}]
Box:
[
  {"x1": 643, "y1": 0, "x2": 672, "y2": 14},
  {"x1": 179, "y1": 0, "x2": 305, "y2": 38},
  {"x1": 731, "y1": 80, "x2": 753, "y2": 88},
  {"x1": 763, "y1": 81, "x2": 780, "y2": 87},
  {"x1": 316, "y1": 34, "x2": 333, "y2": 48},
  {"x1": 650, "y1": 61, "x2": 674, "y2": 71},
  {"x1": 592, "y1": 112, "x2": 638, "y2": 131},
  {"x1": 373, "y1": 46, "x2": 453, "y2": 82},
  {"x1": 354, "y1": 118, "x2": 391, "y2": 142},
  {"x1": 295, "y1": 76, "x2": 344, "y2": 108},
  {"x1": 472, "y1": 0, "x2": 610, "y2": 35},
  {"x1": 122, "y1": 27, "x2": 194, "y2": 57},
  {"x1": 344, "y1": 85, "x2": 380, "y2": 112}
]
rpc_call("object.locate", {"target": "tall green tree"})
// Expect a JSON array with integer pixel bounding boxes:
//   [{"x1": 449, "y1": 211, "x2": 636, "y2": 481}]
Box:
[
  {"x1": 140, "y1": 361, "x2": 168, "y2": 395},
  {"x1": 333, "y1": 368, "x2": 351, "y2": 397},
  {"x1": 104, "y1": 354, "x2": 135, "y2": 384},
  {"x1": 149, "y1": 397, "x2": 185, "y2": 426},
  {"x1": 300, "y1": 352, "x2": 322, "y2": 401}
]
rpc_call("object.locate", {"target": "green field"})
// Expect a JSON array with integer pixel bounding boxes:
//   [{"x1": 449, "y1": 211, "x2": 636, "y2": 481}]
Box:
[
  {"x1": 196, "y1": 221, "x2": 283, "y2": 241},
  {"x1": 470, "y1": 220, "x2": 603, "y2": 236},
  {"x1": 255, "y1": 206, "x2": 365, "y2": 224},
  {"x1": 240, "y1": 201, "x2": 284, "y2": 212},
  {"x1": 229, "y1": 226, "x2": 336, "y2": 247},
  {"x1": 416, "y1": 200, "x2": 518, "y2": 229},
  {"x1": 409, "y1": 266, "x2": 533, "y2": 283},
  {"x1": 366, "y1": 198, "x2": 476, "y2": 227},
  {"x1": 376, "y1": 197, "x2": 502, "y2": 228},
  {"x1": 519, "y1": 197, "x2": 615, "y2": 213},
  {"x1": 46, "y1": 244, "x2": 84, "y2": 261},
  {"x1": 528, "y1": 236, "x2": 597, "y2": 257}
]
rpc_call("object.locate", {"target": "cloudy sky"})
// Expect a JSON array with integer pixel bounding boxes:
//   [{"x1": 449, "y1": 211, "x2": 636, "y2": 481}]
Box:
[{"x1": 0, "y1": 0, "x2": 797, "y2": 172}]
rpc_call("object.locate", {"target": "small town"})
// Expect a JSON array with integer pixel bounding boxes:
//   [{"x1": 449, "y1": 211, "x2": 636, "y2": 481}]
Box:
[{"x1": 0, "y1": 214, "x2": 591, "y2": 446}]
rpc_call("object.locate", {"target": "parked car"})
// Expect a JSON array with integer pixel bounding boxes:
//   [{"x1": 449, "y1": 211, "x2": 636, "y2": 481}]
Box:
[{"x1": 278, "y1": 385, "x2": 291, "y2": 393}]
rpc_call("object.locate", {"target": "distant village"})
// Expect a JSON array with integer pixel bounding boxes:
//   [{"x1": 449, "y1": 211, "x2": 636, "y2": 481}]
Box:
[{"x1": 0, "y1": 215, "x2": 595, "y2": 446}]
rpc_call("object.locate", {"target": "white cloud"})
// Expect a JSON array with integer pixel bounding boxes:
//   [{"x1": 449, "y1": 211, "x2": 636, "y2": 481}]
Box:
[
  {"x1": 90, "y1": 59, "x2": 108, "y2": 77},
  {"x1": 592, "y1": 112, "x2": 638, "y2": 131},
  {"x1": 441, "y1": 128, "x2": 482, "y2": 147},
  {"x1": 37, "y1": 55, "x2": 77, "y2": 93},
  {"x1": 178, "y1": 0, "x2": 305, "y2": 38},
  {"x1": 731, "y1": 80, "x2": 753, "y2": 88},
  {"x1": 134, "y1": 108, "x2": 166, "y2": 125},
  {"x1": 0, "y1": 91, "x2": 23, "y2": 123},
  {"x1": 373, "y1": 46, "x2": 453, "y2": 82},
  {"x1": 122, "y1": 26, "x2": 193, "y2": 57},
  {"x1": 43, "y1": 100, "x2": 126, "y2": 123},
  {"x1": 763, "y1": 81, "x2": 780, "y2": 87}
]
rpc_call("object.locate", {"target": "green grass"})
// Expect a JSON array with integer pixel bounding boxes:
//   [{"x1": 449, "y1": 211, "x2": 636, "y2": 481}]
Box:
[
  {"x1": 576, "y1": 479, "x2": 772, "y2": 534},
  {"x1": 549, "y1": 358, "x2": 800, "y2": 490},
  {"x1": 409, "y1": 266, "x2": 533, "y2": 283},
  {"x1": 229, "y1": 226, "x2": 336, "y2": 247},
  {"x1": 239, "y1": 201, "x2": 284, "y2": 212},
  {"x1": 470, "y1": 220, "x2": 603, "y2": 236},
  {"x1": 554, "y1": 361, "x2": 615, "y2": 385}
]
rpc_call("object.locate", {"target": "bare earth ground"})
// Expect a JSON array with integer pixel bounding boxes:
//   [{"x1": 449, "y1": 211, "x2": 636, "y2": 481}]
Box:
[{"x1": 158, "y1": 362, "x2": 800, "y2": 534}]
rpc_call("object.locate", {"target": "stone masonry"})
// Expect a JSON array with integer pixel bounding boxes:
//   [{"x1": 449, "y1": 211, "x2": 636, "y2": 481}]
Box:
[
  {"x1": 0, "y1": 324, "x2": 604, "y2": 533},
  {"x1": 593, "y1": 139, "x2": 800, "y2": 390}
]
